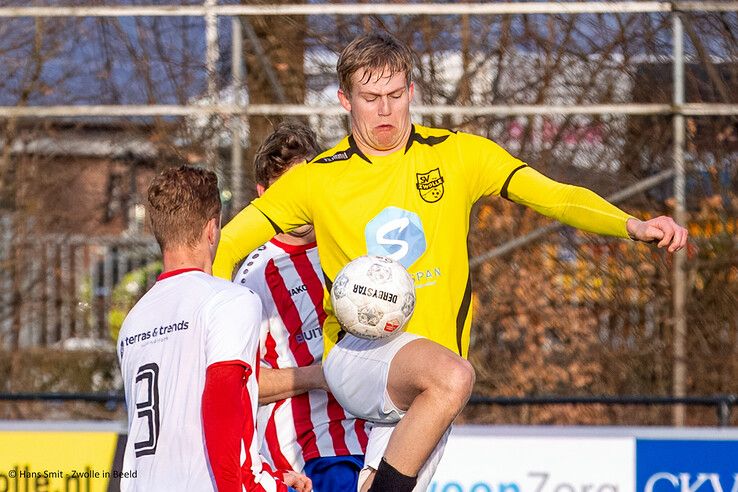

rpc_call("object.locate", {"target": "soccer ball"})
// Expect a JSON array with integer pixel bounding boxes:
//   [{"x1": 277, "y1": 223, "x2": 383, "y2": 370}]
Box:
[{"x1": 331, "y1": 255, "x2": 416, "y2": 340}]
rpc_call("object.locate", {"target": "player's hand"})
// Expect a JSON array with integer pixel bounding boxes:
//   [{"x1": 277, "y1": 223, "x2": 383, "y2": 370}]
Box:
[
  {"x1": 626, "y1": 216, "x2": 688, "y2": 253},
  {"x1": 282, "y1": 470, "x2": 312, "y2": 492}
]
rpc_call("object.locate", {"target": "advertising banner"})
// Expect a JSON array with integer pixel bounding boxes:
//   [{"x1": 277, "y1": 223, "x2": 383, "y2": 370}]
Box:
[
  {"x1": 0, "y1": 430, "x2": 122, "y2": 492},
  {"x1": 636, "y1": 439, "x2": 738, "y2": 492},
  {"x1": 431, "y1": 431, "x2": 635, "y2": 492},
  {"x1": 1, "y1": 424, "x2": 737, "y2": 492}
]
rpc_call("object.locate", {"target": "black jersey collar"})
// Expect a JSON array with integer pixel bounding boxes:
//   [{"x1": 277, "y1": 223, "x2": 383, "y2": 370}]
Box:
[
  {"x1": 404, "y1": 124, "x2": 418, "y2": 154},
  {"x1": 405, "y1": 124, "x2": 451, "y2": 153},
  {"x1": 347, "y1": 135, "x2": 372, "y2": 164},
  {"x1": 347, "y1": 125, "x2": 431, "y2": 163}
]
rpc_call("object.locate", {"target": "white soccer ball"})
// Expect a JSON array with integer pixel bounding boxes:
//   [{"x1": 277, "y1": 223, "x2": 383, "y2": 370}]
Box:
[{"x1": 331, "y1": 255, "x2": 416, "y2": 340}]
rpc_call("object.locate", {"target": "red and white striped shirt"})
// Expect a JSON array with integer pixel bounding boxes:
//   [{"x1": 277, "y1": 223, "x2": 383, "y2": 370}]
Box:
[{"x1": 234, "y1": 238, "x2": 369, "y2": 471}]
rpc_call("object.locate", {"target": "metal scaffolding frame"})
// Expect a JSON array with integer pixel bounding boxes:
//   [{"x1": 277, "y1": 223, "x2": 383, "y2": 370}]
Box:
[
  {"x1": 0, "y1": 1, "x2": 736, "y2": 17},
  {"x1": 1, "y1": 2, "x2": 737, "y2": 426}
]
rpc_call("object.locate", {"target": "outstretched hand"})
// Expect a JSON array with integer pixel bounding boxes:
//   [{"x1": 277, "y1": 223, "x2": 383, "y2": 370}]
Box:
[
  {"x1": 282, "y1": 470, "x2": 312, "y2": 492},
  {"x1": 626, "y1": 216, "x2": 688, "y2": 253}
]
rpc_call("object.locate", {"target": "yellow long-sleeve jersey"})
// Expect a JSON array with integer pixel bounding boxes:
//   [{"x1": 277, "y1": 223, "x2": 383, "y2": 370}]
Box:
[{"x1": 214, "y1": 124, "x2": 633, "y2": 358}]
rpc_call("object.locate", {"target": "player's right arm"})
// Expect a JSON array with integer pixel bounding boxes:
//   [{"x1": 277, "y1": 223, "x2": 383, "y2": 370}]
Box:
[
  {"x1": 258, "y1": 365, "x2": 328, "y2": 405},
  {"x1": 214, "y1": 163, "x2": 314, "y2": 281},
  {"x1": 213, "y1": 205, "x2": 278, "y2": 280},
  {"x1": 202, "y1": 362, "x2": 251, "y2": 492}
]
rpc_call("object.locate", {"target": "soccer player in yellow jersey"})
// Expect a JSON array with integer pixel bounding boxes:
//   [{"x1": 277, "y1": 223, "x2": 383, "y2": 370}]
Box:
[{"x1": 215, "y1": 32, "x2": 688, "y2": 492}]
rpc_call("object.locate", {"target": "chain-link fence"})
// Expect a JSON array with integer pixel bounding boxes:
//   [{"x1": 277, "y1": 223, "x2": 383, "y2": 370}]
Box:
[{"x1": 0, "y1": 2, "x2": 736, "y2": 423}]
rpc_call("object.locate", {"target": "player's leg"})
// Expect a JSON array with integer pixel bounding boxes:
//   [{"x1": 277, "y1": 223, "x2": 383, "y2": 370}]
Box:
[
  {"x1": 369, "y1": 339, "x2": 473, "y2": 490},
  {"x1": 324, "y1": 333, "x2": 474, "y2": 491},
  {"x1": 302, "y1": 455, "x2": 364, "y2": 492},
  {"x1": 324, "y1": 332, "x2": 425, "y2": 423},
  {"x1": 359, "y1": 423, "x2": 450, "y2": 492}
]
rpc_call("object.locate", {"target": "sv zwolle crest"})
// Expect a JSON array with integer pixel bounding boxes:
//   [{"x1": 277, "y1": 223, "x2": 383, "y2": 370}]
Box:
[{"x1": 416, "y1": 168, "x2": 445, "y2": 203}]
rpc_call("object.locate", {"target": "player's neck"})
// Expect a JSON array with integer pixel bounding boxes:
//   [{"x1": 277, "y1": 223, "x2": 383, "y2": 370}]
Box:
[
  {"x1": 161, "y1": 248, "x2": 213, "y2": 275},
  {"x1": 274, "y1": 231, "x2": 315, "y2": 246}
]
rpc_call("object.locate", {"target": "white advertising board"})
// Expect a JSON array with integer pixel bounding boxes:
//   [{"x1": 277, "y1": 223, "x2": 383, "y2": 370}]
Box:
[{"x1": 430, "y1": 428, "x2": 635, "y2": 492}]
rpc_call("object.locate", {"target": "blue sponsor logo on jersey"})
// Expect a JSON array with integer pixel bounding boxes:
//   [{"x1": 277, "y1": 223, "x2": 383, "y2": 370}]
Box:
[{"x1": 365, "y1": 207, "x2": 426, "y2": 268}]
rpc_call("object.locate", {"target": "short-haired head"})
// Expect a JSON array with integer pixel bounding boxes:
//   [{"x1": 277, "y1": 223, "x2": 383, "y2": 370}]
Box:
[
  {"x1": 147, "y1": 165, "x2": 221, "y2": 251},
  {"x1": 337, "y1": 31, "x2": 414, "y2": 95},
  {"x1": 254, "y1": 121, "x2": 320, "y2": 188}
]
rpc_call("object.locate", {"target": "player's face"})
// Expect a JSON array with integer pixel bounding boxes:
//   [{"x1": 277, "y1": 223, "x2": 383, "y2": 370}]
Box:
[{"x1": 338, "y1": 69, "x2": 414, "y2": 156}]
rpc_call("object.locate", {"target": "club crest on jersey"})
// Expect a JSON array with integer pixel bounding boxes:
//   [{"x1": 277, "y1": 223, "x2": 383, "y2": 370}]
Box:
[{"x1": 416, "y1": 168, "x2": 444, "y2": 203}]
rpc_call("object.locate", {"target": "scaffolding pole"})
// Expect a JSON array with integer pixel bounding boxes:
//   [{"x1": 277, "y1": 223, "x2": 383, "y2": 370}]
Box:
[
  {"x1": 0, "y1": 2, "x2": 737, "y2": 18},
  {"x1": 2, "y1": 103, "x2": 738, "y2": 118},
  {"x1": 672, "y1": 12, "x2": 688, "y2": 428},
  {"x1": 204, "y1": 0, "x2": 219, "y2": 170},
  {"x1": 231, "y1": 17, "x2": 244, "y2": 211}
]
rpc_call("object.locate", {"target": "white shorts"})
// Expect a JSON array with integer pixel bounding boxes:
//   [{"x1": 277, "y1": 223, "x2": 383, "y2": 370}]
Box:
[
  {"x1": 323, "y1": 331, "x2": 422, "y2": 423},
  {"x1": 324, "y1": 332, "x2": 451, "y2": 491},
  {"x1": 358, "y1": 424, "x2": 451, "y2": 492}
]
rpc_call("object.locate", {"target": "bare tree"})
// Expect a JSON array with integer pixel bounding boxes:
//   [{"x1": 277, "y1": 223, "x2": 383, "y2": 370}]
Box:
[{"x1": 0, "y1": 5, "x2": 736, "y2": 424}]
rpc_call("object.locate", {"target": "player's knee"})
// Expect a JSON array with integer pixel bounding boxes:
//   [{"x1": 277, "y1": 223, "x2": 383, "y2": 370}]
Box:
[
  {"x1": 435, "y1": 357, "x2": 475, "y2": 408},
  {"x1": 451, "y1": 357, "x2": 475, "y2": 399}
]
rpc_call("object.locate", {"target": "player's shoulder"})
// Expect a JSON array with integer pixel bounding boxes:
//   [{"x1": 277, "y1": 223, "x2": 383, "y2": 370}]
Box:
[
  {"x1": 412, "y1": 124, "x2": 457, "y2": 141},
  {"x1": 163, "y1": 271, "x2": 261, "y2": 313},
  {"x1": 233, "y1": 241, "x2": 280, "y2": 285},
  {"x1": 204, "y1": 274, "x2": 259, "y2": 301},
  {"x1": 198, "y1": 278, "x2": 262, "y2": 327},
  {"x1": 415, "y1": 123, "x2": 492, "y2": 145},
  {"x1": 310, "y1": 135, "x2": 365, "y2": 165}
]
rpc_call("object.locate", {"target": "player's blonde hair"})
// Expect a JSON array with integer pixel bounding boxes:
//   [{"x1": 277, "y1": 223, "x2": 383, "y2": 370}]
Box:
[
  {"x1": 147, "y1": 165, "x2": 221, "y2": 251},
  {"x1": 337, "y1": 31, "x2": 414, "y2": 95}
]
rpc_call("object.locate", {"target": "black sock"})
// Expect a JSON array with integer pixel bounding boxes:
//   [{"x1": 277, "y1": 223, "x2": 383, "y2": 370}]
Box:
[{"x1": 368, "y1": 457, "x2": 417, "y2": 492}]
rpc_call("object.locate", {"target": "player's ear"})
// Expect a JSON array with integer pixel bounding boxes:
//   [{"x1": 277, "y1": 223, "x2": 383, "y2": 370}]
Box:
[
  {"x1": 205, "y1": 217, "x2": 219, "y2": 246},
  {"x1": 256, "y1": 183, "x2": 266, "y2": 197},
  {"x1": 408, "y1": 82, "x2": 414, "y2": 103},
  {"x1": 338, "y1": 89, "x2": 352, "y2": 112}
]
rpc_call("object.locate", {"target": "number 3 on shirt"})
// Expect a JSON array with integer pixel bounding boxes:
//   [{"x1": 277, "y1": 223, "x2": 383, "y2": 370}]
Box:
[{"x1": 134, "y1": 363, "x2": 160, "y2": 457}]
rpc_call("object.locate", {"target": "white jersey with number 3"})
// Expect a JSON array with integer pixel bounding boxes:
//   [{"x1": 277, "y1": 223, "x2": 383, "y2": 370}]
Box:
[{"x1": 118, "y1": 269, "x2": 279, "y2": 492}]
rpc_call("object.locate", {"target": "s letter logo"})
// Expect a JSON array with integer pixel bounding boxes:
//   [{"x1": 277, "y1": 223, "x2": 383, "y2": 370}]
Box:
[{"x1": 365, "y1": 207, "x2": 426, "y2": 268}]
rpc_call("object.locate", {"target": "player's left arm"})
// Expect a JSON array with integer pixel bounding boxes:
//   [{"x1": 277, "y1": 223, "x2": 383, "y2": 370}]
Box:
[
  {"x1": 459, "y1": 132, "x2": 687, "y2": 252},
  {"x1": 505, "y1": 167, "x2": 688, "y2": 251}
]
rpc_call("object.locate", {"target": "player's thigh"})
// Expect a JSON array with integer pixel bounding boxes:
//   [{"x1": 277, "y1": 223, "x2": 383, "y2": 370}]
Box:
[
  {"x1": 303, "y1": 455, "x2": 364, "y2": 492},
  {"x1": 324, "y1": 332, "x2": 422, "y2": 423},
  {"x1": 386, "y1": 337, "x2": 473, "y2": 411}
]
